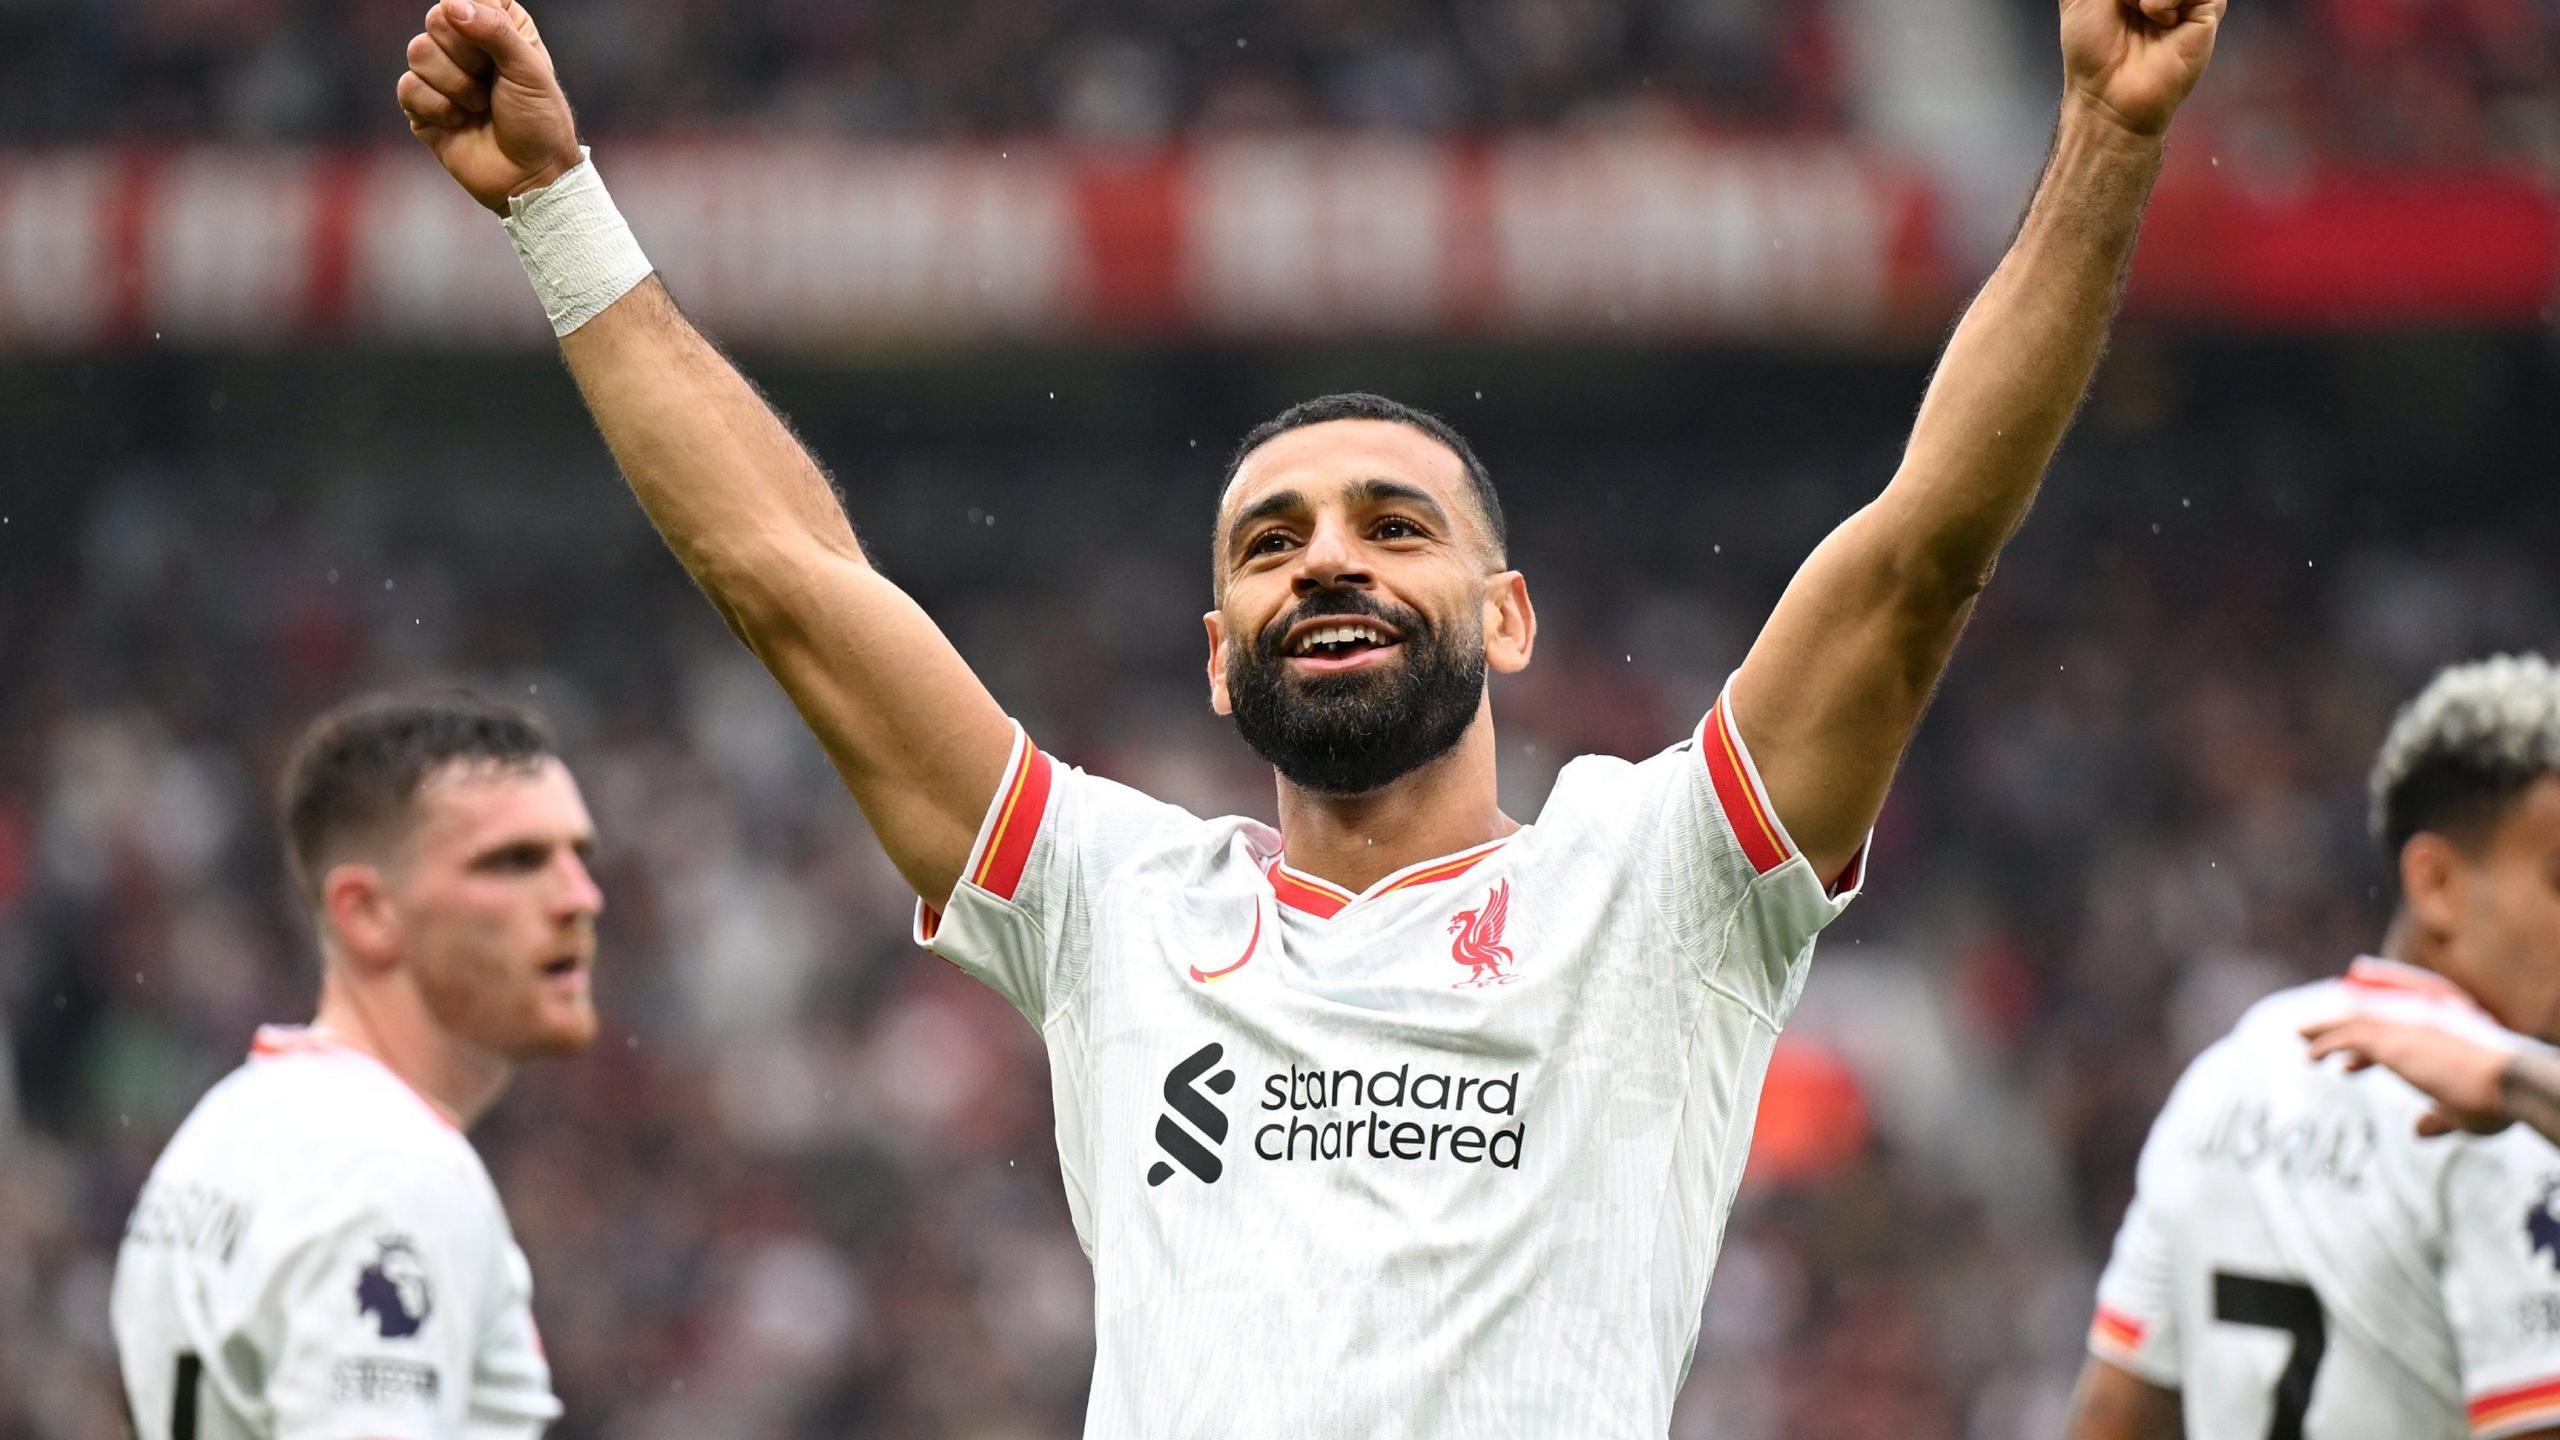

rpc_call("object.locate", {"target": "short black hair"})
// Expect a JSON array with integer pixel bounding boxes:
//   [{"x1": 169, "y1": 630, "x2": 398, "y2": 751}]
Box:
[
  {"x1": 1222, "y1": 393, "x2": 1507, "y2": 565},
  {"x1": 280, "y1": 690, "x2": 558, "y2": 904},
  {"x1": 2370, "y1": 654, "x2": 2560, "y2": 858}
]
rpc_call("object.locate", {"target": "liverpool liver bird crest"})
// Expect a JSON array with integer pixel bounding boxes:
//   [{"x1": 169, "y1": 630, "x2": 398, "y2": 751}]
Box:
[{"x1": 1448, "y1": 879, "x2": 1517, "y2": 988}]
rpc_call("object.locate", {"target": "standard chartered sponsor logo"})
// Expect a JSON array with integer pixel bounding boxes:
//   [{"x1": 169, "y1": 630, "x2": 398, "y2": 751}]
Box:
[
  {"x1": 1252, "y1": 1061, "x2": 1526, "y2": 1170},
  {"x1": 1148, "y1": 1043, "x2": 1238, "y2": 1186},
  {"x1": 1142, "y1": 1045, "x2": 1532, "y2": 1191}
]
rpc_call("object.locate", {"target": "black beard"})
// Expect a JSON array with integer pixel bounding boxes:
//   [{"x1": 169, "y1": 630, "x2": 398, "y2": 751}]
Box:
[{"x1": 1226, "y1": 591, "x2": 1486, "y2": 796}]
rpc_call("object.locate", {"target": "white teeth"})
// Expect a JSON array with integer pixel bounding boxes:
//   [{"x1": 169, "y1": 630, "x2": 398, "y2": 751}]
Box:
[{"x1": 1292, "y1": 622, "x2": 1391, "y2": 655}]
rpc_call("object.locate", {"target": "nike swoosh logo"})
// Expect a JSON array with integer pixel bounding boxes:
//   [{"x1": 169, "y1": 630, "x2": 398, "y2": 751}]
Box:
[{"x1": 1189, "y1": 905, "x2": 1262, "y2": 983}]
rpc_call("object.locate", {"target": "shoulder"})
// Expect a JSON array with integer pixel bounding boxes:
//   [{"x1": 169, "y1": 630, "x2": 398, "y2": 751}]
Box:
[
  {"x1": 2149, "y1": 981, "x2": 2351, "y2": 1127},
  {"x1": 217, "y1": 1054, "x2": 503, "y2": 1233},
  {"x1": 1099, "y1": 812, "x2": 1274, "y2": 896},
  {"x1": 1032, "y1": 754, "x2": 1217, "y2": 859},
  {"x1": 1535, "y1": 730, "x2": 1758, "y2": 838},
  {"x1": 2214, "y1": 977, "x2": 2362, "y2": 1067},
  {"x1": 1530, "y1": 749, "x2": 1666, "y2": 833},
  {"x1": 2447, "y1": 1121, "x2": 2560, "y2": 1201}
]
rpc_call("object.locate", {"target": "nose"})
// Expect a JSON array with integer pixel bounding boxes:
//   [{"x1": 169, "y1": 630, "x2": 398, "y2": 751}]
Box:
[
  {"x1": 1291, "y1": 516, "x2": 1373, "y2": 597},
  {"x1": 556, "y1": 850, "x2": 605, "y2": 920}
]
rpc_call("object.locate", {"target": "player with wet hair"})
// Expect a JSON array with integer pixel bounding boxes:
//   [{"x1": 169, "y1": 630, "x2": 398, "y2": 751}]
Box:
[
  {"x1": 2070, "y1": 655, "x2": 2560, "y2": 1440},
  {"x1": 112, "y1": 693, "x2": 603, "y2": 1440},
  {"x1": 396, "y1": 0, "x2": 2227, "y2": 1430}
]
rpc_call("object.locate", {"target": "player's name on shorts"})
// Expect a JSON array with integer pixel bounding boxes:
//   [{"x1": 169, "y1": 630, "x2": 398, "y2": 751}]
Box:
[
  {"x1": 2192, "y1": 1096, "x2": 2379, "y2": 1189},
  {"x1": 1254, "y1": 1062, "x2": 1526, "y2": 1169},
  {"x1": 122, "y1": 1181, "x2": 253, "y2": 1263}
]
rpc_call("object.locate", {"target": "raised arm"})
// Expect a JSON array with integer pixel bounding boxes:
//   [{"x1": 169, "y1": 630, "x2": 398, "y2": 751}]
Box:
[
  {"x1": 1730, "y1": 0, "x2": 2223, "y2": 880},
  {"x1": 396, "y1": 0, "x2": 1012, "y2": 905}
]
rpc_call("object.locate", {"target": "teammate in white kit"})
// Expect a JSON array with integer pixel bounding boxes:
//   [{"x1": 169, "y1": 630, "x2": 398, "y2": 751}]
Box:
[
  {"x1": 2069, "y1": 655, "x2": 2560, "y2": 1440},
  {"x1": 393, "y1": 0, "x2": 2225, "y2": 1430},
  {"x1": 112, "y1": 695, "x2": 603, "y2": 1440}
]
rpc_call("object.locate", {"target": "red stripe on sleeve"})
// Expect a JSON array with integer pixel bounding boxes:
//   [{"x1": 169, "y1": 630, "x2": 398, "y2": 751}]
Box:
[
  {"x1": 2472, "y1": 1377, "x2": 2560, "y2": 1433},
  {"x1": 1700, "y1": 702, "x2": 1791, "y2": 875},
  {"x1": 974, "y1": 742, "x2": 1054, "y2": 902},
  {"x1": 2090, "y1": 1305, "x2": 2148, "y2": 1352}
]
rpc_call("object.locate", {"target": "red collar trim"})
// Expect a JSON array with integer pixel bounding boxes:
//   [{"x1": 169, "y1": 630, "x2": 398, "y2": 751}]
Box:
[
  {"x1": 249, "y1": 1025, "x2": 463, "y2": 1133},
  {"x1": 2341, "y1": 957, "x2": 2482, "y2": 1010},
  {"x1": 251, "y1": 1023, "x2": 358, "y2": 1060},
  {"x1": 1263, "y1": 838, "x2": 1511, "y2": 919},
  {"x1": 1265, "y1": 860, "x2": 1352, "y2": 918}
]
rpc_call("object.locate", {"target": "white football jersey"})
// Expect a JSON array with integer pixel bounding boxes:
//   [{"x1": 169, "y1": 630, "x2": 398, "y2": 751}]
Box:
[
  {"x1": 2091, "y1": 959, "x2": 2560, "y2": 1440},
  {"x1": 918, "y1": 686, "x2": 1864, "y2": 1438},
  {"x1": 111, "y1": 1027, "x2": 560, "y2": 1440}
]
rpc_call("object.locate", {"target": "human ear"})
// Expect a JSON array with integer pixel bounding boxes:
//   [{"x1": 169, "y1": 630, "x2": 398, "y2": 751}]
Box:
[
  {"x1": 2399, "y1": 834, "x2": 2466, "y2": 943},
  {"x1": 321, "y1": 863, "x2": 401, "y2": 973},
  {"x1": 1483, "y1": 572, "x2": 1536, "y2": 675},
  {"x1": 1204, "y1": 610, "x2": 1233, "y2": 715}
]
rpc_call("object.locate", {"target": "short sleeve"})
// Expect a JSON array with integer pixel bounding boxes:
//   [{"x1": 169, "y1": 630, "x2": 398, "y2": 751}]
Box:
[
  {"x1": 2087, "y1": 1066, "x2": 2196, "y2": 1389},
  {"x1": 915, "y1": 723, "x2": 1199, "y2": 1025},
  {"x1": 1607, "y1": 679, "x2": 1866, "y2": 1018},
  {"x1": 463, "y1": 1242, "x2": 561, "y2": 1439},
  {"x1": 2443, "y1": 1135, "x2": 2560, "y2": 1437},
  {"x1": 263, "y1": 1156, "x2": 500, "y2": 1440},
  {"x1": 2090, "y1": 1189, "x2": 2185, "y2": 1388}
]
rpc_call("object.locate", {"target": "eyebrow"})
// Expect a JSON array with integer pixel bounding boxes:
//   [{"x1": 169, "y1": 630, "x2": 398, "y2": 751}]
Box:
[
  {"x1": 467, "y1": 833, "x2": 597, "y2": 866},
  {"x1": 1222, "y1": 479, "x2": 1457, "y2": 559},
  {"x1": 1225, "y1": 487, "x2": 1308, "y2": 557}
]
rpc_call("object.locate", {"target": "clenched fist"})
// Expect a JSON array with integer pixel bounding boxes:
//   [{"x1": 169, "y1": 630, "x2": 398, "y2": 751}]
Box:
[
  {"x1": 2060, "y1": 0, "x2": 2225, "y2": 137},
  {"x1": 397, "y1": 0, "x2": 583, "y2": 214}
]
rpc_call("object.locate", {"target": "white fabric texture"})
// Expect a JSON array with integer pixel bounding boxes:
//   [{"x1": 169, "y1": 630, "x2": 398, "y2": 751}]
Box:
[
  {"x1": 919, "y1": 690, "x2": 1862, "y2": 1439},
  {"x1": 2092, "y1": 962, "x2": 2560, "y2": 1439},
  {"x1": 111, "y1": 1030, "x2": 559, "y2": 1440},
  {"x1": 502, "y1": 148, "x2": 653, "y2": 337}
]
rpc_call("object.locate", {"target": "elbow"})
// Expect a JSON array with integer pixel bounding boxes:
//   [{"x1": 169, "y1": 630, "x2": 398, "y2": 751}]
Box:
[
  {"x1": 690, "y1": 536, "x2": 868, "y2": 640},
  {"x1": 1890, "y1": 537, "x2": 1998, "y2": 619},
  {"x1": 1838, "y1": 499, "x2": 2001, "y2": 617}
]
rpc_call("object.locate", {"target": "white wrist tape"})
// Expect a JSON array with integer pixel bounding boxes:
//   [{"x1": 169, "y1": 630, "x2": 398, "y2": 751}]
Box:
[{"x1": 503, "y1": 147, "x2": 654, "y2": 337}]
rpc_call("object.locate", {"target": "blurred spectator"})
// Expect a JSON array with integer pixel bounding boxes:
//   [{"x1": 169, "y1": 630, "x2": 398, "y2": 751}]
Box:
[
  {"x1": 0, "y1": 0, "x2": 1855, "y2": 143},
  {"x1": 2134, "y1": 0, "x2": 2560, "y2": 175},
  {"x1": 10, "y1": 0, "x2": 2556, "y2": 175}
]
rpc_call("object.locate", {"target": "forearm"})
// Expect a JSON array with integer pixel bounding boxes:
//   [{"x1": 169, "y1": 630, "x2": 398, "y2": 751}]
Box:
[
  {"x1": 2066, "y1": 1357, "x2": 2183, "y2": 1440},
  {"x1": 1882, "y1": 97, "x2": 2165, "y2": 587},
  {"x1": 1729, "y1": 100, "x2": 2168, "y2": 869},
  {"x1": 556, "y1": 276, "x2": 866, "y2": 623},
  {"x1": 406, "y1": 5, "x2": 1016, "y2": 903},
  {"x1": 2503, "y1": 1050, "x2": 2560, "y2": 1145},
  {"x1": 553, "y1": 274, "x2": 1012, "y2": 896}
]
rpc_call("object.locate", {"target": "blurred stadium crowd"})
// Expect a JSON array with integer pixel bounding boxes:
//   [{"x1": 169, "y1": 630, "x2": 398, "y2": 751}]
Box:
[
  {"x1": 1, "y1": 0, "x2": 2553, "y2": 172},
  {"x1": 4, "y1": 338, "x2": 2552, "y2": 1439},
  {"x1": 5, "y1": 0, "x2": 1854, "y2": 140}
]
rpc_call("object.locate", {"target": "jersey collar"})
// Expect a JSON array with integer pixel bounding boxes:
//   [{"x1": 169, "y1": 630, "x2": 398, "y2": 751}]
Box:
[
  {"x1": 2340, "y1": 955, "x2": 2487, "y2": 1012},
  {"x1": 250, "y1": 1024, "x2": 464, "y2": 1132},
  {"x1": 1262, "y1": 836, "x2": 1512, "y2": 919}
]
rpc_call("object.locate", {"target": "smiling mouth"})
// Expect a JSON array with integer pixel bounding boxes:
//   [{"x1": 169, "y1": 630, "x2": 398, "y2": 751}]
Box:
[{"x1": 1286, "y1": 619, "x2": 1401, "y2": 660}]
